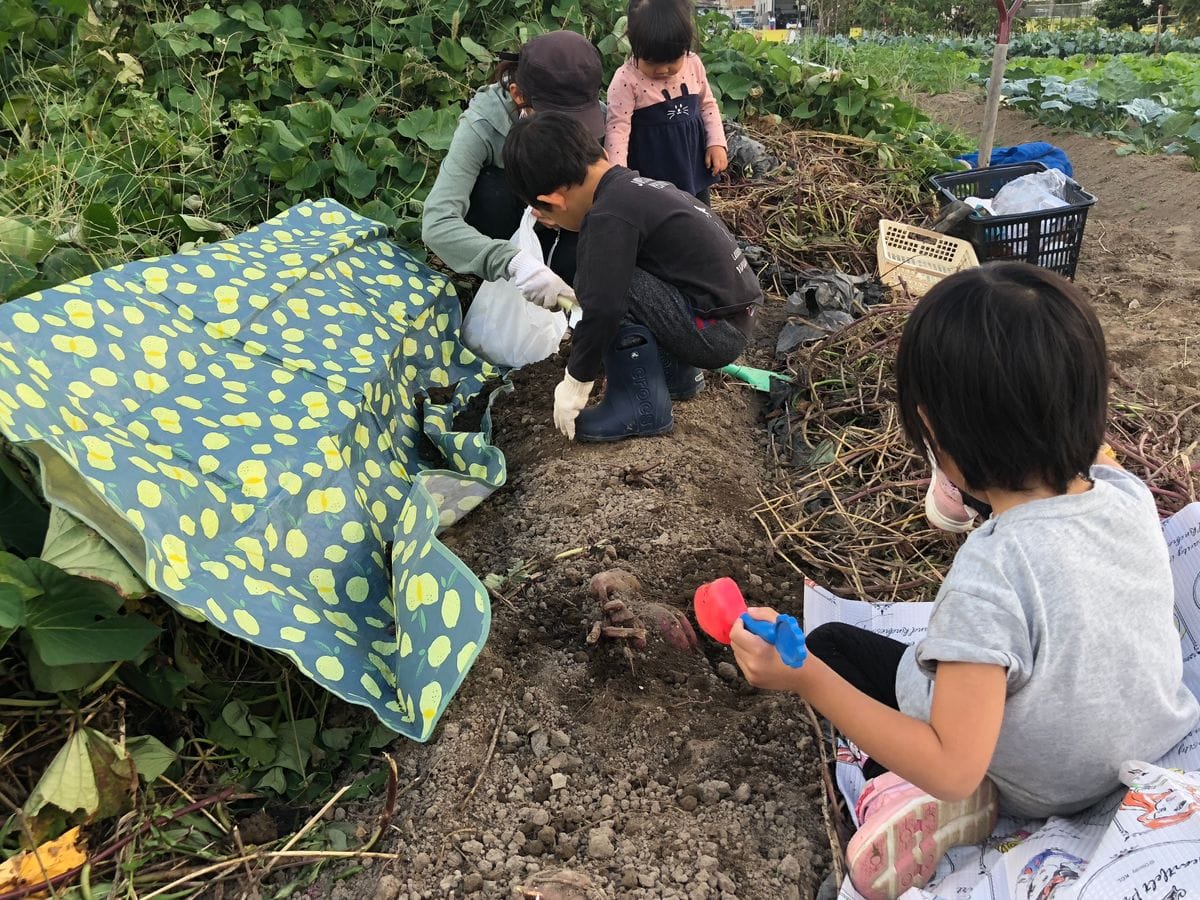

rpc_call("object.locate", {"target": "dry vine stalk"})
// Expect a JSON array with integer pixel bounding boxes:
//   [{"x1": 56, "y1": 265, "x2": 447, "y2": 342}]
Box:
[
  {"x1": 712, "y1": 123, "x2": 926, "y2": 277},
  {"x1": 758, "y1": 306, "x2": 1200, "y2": 604}
]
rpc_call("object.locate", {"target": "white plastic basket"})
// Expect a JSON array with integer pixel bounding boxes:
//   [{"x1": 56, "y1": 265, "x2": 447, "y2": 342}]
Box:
[{"x1": 876, "y1": 219, "x2": 978, "y2": 298}]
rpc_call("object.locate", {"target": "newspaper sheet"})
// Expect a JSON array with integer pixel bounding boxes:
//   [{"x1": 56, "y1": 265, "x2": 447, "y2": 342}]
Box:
[{"x1": 806, "y1": 501, "x2": 1200, "y2": 899}]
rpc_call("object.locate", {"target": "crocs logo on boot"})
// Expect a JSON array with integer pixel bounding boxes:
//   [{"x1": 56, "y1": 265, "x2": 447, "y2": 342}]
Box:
[{"x1": 630, "y1": 365, "x2": 655, "y2": 428}]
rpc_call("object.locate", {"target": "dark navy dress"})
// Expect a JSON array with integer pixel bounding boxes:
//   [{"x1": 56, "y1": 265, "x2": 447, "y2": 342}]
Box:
[{"x1": 626, "y1": 83, "x2": 717, "y2": 199}]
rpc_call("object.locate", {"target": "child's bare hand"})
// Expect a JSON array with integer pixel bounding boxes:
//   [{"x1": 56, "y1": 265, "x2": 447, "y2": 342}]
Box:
[
  {"x1": 706, "y1": 145, "x2": 728, "y2": 176},
  {"x1": 730, "y1": 607, "x2": 801, "y2": 692}
]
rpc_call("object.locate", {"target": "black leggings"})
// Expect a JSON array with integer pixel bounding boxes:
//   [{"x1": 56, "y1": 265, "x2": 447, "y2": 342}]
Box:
[
  {"x1": 464, "y1": 165, "x2": 578, "y2": 284},
  {"x1": 806, "y1": 622, "x2": 907, "y2": 780}
]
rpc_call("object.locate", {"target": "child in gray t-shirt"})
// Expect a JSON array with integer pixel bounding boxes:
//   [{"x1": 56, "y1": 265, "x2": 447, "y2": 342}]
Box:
[{"x1": 728, "y1": 262, "x2": 1199, "y2": 900}]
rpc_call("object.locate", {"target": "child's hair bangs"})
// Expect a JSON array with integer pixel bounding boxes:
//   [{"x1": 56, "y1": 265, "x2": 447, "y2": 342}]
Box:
[{"x1": 627, "y1": 0, "x2": 695, "y2": 63}]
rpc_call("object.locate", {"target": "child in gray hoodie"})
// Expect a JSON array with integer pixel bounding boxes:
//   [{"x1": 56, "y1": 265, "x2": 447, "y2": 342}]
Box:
[{"x1": 420, "y1": 31, "x2": 605, "y2": 308}]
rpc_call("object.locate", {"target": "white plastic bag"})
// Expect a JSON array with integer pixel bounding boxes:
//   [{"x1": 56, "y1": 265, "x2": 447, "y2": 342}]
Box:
[
  {"x1": 988, "y1": 169, "x2": 1073, "y2": 257},
  {"x1": 461, "y1": 208, "x2": 567, "y2": 369},
  {"x1": 991, "y1": 168, "x2": 1070, "y2": 216}
]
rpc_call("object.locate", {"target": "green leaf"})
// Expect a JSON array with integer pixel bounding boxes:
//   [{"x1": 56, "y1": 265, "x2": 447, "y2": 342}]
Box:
[
  {"x1": 0, "y1": 582, "x2": 26, "y2": 629},
  {"x1": 357, "y1": 199, "x2": 400, "y2": 229},
  {"x1": 460, "y1": 35, "x2": 493, "y2": 64},
  {"x1": 268, "y1": 120, "x2": 307, "y2": 153},
  {"x1": 0, "y1": 258, "x2": 37, "y2": 302},
  {"x1": 184, "y1": 8, "x2": 223, "y2": 34},
  {"x1": 834, "y1": 92, "x2": 866, "y2": 117},
  {"x1": 396, "y1": 107, "x2": 458, "y2": 153},
  {"x1": 256, "y1": 766, "x2": 288, "y2": 793},
  {"x1": 292, "y1": 56, "x2": 330, "y2": 89},
  {"x1": 24, "y1": 730, "x2": 98, "y2": 819},
  {"x1": 24, "y1": 558, "x2": 159, "y2": 665},
  {"x1": 273, "y1": 718, "x2": 316, "y2": 774},
  {"x1": 0, "y1": 558, "x2": 30, "y2": 650},
  {"x1": 82, "y1": 203, "x2": 119, "y2": 246},
  {"x1": 330, "y1": 144, "x2": 377, "y2": 199},
  {"x1": 266, "y1": 4, "x2": 306, "y2": 39},
  {"x1": 320, "y1": 727, "x2": 355, "y2": 751},
  {"x1": 0, "y1": 552, "x2": 42, "y2": 619},
  {"x1": 40, "y1": 506, "x2": 151, "y2": 600},
  {"x1": 51, "y1": 0, "x2": 88, "y2": 16},
  {"x1": 0, "y1": 215, "x2": 54, "y2": 264},
  {"x1": 167, "y1": 86, "x2": 203, "y2": 114},
  {"x1": 120, "y1": 659, "x2": 189, "y2": 708},
  {"x1": 437, "y1": 36, "x2": 468, "y2": 71},
  {"x1": 40, "y1": 247, "x2": 104, "y2": 287},
  {"x1": 127, "y1": 735, "x2": 176, "y2": 782},
  {"x1": 179, "y1": 214, "x2": 229, "y2": 236},
  {"x1": 717, "y1": 73, "x2": 752, "y2": 101},
  {"x1": 27, "y1": 646, "x2": 109, "y2": 693}
]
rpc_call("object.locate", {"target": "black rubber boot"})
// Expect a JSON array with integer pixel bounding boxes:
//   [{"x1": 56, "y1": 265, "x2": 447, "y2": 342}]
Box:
[
  {"x1": 659, "y1": 349, "x2": 706, "y2": 401},
  {"x1": 576, "y1": 325, "x2": 673, "y2": 443}
]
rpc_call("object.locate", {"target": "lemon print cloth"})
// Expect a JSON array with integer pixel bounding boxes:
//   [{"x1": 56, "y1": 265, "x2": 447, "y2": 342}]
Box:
[{"x1": 0, "y1": 199, "x2": 506, "y2": 741}]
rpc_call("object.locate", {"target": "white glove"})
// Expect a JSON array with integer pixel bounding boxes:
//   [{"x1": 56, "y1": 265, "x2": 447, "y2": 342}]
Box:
[
  {"x1": 553, "y1": 372, "x2": 594, "y2": 440},
  {"x1": 508, "y1": 249, "x2": 576, "y2": 310}
]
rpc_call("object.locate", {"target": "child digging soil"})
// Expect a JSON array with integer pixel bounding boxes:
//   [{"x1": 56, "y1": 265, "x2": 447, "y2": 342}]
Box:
[
  {"x1": 731, "y1": 263, "x2": 1200, "y2": 899},
  {"x1": 502, "y1": 111, "x2": 760, "y2": 443}
]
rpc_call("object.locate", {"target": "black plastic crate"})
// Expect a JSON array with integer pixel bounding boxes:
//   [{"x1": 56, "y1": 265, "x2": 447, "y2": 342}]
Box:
[{"x1": 929, "y1": 162, "x2": 1097, "y2": 279}]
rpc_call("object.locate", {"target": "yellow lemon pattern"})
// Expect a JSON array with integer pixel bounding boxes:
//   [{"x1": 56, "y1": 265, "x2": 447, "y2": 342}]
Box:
[{"x1": 0, "y1": 200, "x2": 505, "y2": 742}]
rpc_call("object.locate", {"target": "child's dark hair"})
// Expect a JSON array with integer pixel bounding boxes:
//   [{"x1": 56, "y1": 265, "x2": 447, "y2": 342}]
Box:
[
  {"x1": 896, "y1": 263, "x2": 1108, "y2": 495},
  {"x1": 503, "y1": 112, "x2": 604, "y2": 209},
  {"x1": 627, "y1": 0, "x2": 695, "y2": 63}
]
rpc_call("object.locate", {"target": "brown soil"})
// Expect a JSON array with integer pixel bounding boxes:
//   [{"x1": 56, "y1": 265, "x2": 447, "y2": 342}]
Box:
[
  {"x1": 316, "y1": 327, "x2": 831, "y2": 900},
  {"x1": 920, "y1": 92, "x2": 1200, "y2": 402},
  {"x1": 317, "y1": 102, "x2": 1199, "y2": 900}
]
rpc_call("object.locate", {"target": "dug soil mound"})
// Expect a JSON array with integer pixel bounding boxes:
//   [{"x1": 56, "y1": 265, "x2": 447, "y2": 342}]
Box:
[{"x1": 326, "y1": 335, "x2": 834, "y2": 900}]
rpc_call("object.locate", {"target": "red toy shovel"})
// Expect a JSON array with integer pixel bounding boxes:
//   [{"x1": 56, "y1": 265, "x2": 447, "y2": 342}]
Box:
[{"x1": 693, "y1": 577, "x2": 748, "y2": 645}]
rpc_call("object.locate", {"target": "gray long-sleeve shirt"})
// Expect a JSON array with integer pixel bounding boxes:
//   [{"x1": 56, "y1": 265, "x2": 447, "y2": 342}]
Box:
[{"x1": 421, "y1": 83, "x2": 521, "y2": 282}]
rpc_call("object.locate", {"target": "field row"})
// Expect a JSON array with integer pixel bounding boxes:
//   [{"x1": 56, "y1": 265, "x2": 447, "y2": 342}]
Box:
[{"x1": 796, "y1": 34, "x2": 1200, "y2": 167}]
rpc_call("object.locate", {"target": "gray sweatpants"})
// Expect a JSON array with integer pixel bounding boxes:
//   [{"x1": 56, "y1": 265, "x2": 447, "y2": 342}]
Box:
[{"x1": 623, "y1": 269, "x2": 749, "y2": 369}]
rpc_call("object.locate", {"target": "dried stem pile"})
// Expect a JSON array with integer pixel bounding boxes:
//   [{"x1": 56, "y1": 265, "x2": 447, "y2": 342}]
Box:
[
  {"x1": 712, "y1": 126, "x2": 926, "y2": 277},
  {"x1": 758, "y1": 307, "x2": 1200, "y2": 604}
]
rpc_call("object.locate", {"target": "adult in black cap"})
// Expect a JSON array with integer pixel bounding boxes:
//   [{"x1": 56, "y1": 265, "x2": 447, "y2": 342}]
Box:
[{"x1": 421, "y1": 31, "x2": 604, "y2": 309}]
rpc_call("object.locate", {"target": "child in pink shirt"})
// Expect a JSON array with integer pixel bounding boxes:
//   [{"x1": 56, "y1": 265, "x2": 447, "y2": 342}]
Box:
[{"x1": 605, "y1": 0, "x2": 728, "y2": 201}]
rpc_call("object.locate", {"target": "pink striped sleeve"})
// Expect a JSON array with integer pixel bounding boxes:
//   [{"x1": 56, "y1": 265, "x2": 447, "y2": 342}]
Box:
[
  {"x1": 604, "y1": 62, "x2": 638, "y2": 167},
  {"x1": 689, "y1": 54, "x2": 726, "y2": 149}
]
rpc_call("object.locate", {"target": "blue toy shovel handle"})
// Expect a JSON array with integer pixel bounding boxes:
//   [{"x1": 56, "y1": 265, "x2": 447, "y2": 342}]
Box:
[{"x1": 738, "y1": 612, "x2": 807, "y2": 668}]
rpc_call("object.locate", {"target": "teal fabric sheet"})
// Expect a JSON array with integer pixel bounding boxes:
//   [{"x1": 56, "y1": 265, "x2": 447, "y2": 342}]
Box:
[{"x1": 0, "y1": 199, "x2": 505, "y2": 740}]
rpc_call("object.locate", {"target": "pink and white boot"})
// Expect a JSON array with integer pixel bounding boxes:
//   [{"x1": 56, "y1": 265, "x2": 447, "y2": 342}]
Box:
[{"x1": 846, "y1": 773, "x2": 998, "y2": 900}]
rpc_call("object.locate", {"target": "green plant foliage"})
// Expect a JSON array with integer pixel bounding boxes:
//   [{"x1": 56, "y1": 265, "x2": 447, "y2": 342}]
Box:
[
  {"x1": 40, "y1": 506, "x2": 152, "y2": 599},
  {"x1": 0, "y1": 551, "x2": 159, "y2": 663},
  {"x1": 22, "y1": 726, "x2": 138, "y2": 841},
  {"x1": 702, "y1": 21, "x2": 969, "y2": 174},
  {"x1": 842, "y1": 29, "x2": 1200, "y2": 58},
  {"x1": 989, "y1": 52, "x2": 1200, "y2": 165},
  {"x1": 792, "y1": 36, "x2": 978, "y2": 95},
  {"x1": 0, "y1": 1, "x2": 967, "y2": 302}
]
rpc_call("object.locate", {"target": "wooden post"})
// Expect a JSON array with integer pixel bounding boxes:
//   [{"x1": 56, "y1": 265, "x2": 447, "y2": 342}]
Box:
[
  {"x1": 978, "y1": 0, "x2": 1026, "y2": 170},
  {"x1": 1154, "y1": 3, "x2": 1165, "y2": 55},
  {"x1": 978, "y1": 42, "x2": 1009, "y2": 169}
]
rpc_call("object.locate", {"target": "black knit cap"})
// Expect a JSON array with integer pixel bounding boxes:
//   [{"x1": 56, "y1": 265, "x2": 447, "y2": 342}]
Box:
[{"x1": 515, "y1": 31, "x2": 605, "y2": 140}]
